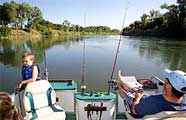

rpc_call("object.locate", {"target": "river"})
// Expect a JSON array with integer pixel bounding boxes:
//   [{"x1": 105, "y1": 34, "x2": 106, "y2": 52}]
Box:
[{"x1": 0, "y1": 35, "x2": 185, "y2": 93}]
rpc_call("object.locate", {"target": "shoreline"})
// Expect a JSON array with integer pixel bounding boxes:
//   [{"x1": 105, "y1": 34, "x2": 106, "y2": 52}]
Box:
[
  {"x1": 0, "y1": 29, "x2": 120, "y2": 40},
  {"x1": 122, "y1": 30, "x2": 185, "y2": 39}
]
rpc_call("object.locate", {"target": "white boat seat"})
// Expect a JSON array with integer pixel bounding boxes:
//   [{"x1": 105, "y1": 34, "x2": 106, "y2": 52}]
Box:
[
  {"x1": 124, "y1": 110, "x2": 186, "y2": 120},
  {"x1": 23, "y1": 80, "x2": 66, "y2": 120},
  {"x1": 144, "y1": 111, "x2": 186, "y2": 120}
]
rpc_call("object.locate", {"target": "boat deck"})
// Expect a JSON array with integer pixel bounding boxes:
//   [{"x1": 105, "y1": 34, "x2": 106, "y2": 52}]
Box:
[{"x1": 65, "y1": 112, "x2": 126, "y2": 120}]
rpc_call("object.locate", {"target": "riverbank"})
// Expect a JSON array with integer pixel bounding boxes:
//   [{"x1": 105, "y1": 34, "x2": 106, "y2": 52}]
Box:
[
  {"x1": 0, "y1": 29, "x2": 119, "y2": 40},
  {"x1": 0, "y1": 29, "x2": 41, "y2": 40},
  {"x1": 123, "y1": 29, "x2": 185, "y2": 39}
]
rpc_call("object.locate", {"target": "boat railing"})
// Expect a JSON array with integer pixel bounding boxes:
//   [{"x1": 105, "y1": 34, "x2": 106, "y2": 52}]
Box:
[
  {"x1": 49, "y1": 79, "x2": 74, "y2": 83},
  {"x1": 150, "y1": 76, "x2": 165, "y2": 93},
  {"x1": 150, "y1": 76, "x2": 164, "y2": 85},
  {"x1": 49, "y1": 79, "x2": 74, "y2": 86}
]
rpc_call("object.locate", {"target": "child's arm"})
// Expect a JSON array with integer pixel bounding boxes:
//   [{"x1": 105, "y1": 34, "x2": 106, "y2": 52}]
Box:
[{"x1": 18, "y1": 66, "x2": 38, "y2": 88}]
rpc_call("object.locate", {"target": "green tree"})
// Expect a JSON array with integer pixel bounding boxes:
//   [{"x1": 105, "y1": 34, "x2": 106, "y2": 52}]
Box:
[
  {"x1": 4, "y1": 1, "x2": 19, "y2": 28},
  {"x1": 134, "y1": 20, "x2": 142, "y2": 29},
  {"x1": 62, "y1": 20, "x2": 70, "y2": 32},
  {"x1": 69, "y1": 24, "x2": 75, "y2": 33},
  {"x1": 18, "y1": 3, "x2": 30, "y2": 29},
  {"x1": 0, "y1": 26, "x2": 11, "y2": 36},
  {"x1": 75, "y1": 25, "x2": 80, "y2": 32},
  {"x1": 27, "y1": 6, "x2": 42, "y2": 29},
  {"x1": 140, "y1": 14, "x2": 148, "y2": 29},
  {"x1": 0, "y1": 5, "x2": 9, "y2": 25}
]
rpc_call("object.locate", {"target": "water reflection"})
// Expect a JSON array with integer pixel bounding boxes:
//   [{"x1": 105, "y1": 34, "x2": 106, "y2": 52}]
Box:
[
  {"x1": 124, "y1": 36, "x2": 186, "y2": 70},
  {"x1": 0, "y1": 36, "x2": 81, "y2": 68}
]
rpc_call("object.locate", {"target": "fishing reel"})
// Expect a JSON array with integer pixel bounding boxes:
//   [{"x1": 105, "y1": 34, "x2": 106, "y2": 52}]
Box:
[
  {"x1": 81, "y1": 85, "x2": 86, "y2": 95},
  {"x1": 108, "y1": 79, "x2": 119, "y2": 91}
]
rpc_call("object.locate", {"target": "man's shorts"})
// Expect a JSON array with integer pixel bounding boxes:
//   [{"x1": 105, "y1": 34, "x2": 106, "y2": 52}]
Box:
[{"x1": 124, "y1": 91, "x2": 149, "y2": 107}]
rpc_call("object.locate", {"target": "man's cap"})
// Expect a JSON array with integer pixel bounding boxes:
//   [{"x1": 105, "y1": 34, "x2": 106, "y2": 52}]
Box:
[{"x1": 163, "y1": 69, "x2": 186, "y2": 93}]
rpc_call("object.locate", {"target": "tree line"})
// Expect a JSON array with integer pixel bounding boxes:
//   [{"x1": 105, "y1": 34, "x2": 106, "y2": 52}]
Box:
[
  {"x1": 0, "y1": 1, "x2": 120, "y2": 36},
  {"x1": 122, "y1": 0, "x2": 185, "y2": 38}
]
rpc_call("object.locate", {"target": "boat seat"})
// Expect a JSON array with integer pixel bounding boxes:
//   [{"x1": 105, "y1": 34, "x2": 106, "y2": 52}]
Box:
[
  {"x1": 23, "y1": 80, "x2": 66, "y2": 120},
  {"x1": 144, "y1": 111, "x2": 186, "y2": 120},
  {"x1": 124, "y1": 110, "x2": 186, "y2": 120}
]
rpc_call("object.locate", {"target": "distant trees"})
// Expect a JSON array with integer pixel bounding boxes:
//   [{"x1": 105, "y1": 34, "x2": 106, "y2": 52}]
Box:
[
  {"x1": 0, "y1": 1, "x2": 120, "y2": 36},
  {"x1": 84, "y1": 26, "x2": 111, "y2": 33},
  {"x1": 122, "y1": 0, "x2": 186, "y2": 38},
  {"x1": 0, "y1": 1, "x2": 42, "y2": 29},
  {"x1": 0, "y1": 26, "x2": 11, "y2": 36},
  {"x1": 0, "y1": 1, "x2": 42, "y2": 36}
]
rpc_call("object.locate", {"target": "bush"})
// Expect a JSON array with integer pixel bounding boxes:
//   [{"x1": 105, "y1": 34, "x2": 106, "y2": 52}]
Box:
[
  {"x1": 35, "y1": 24, "x2": 52, "y2": 36},
  {"x1": 0, "y1": 26, "x2": 11, "y2": 36}
]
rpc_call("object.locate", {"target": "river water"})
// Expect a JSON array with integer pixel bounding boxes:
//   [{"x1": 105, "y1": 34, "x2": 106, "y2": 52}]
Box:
[{"x1": 0, "y1": 35, "x2": 185, "y2": 93}]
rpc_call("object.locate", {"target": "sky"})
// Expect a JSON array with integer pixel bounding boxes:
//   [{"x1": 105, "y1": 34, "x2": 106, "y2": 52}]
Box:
[{"x1": 0, "y1": 0, "x2": 177, "y2": 30}]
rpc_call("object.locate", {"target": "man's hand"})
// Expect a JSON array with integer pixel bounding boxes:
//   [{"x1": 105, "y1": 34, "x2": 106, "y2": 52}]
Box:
[
  {"x1": 131, "y1": 89, "x2": 144, "y2": 115},
  {"x1": 134, "y1": 89, "x2": 144, "y2": 102}
]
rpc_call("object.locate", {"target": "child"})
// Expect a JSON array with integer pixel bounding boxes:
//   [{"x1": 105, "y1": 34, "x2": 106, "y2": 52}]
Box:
[
  {"x1": 17, "y1": 52, "x2": 40, "y2": 90},
  {"x1": 0, "y1": 92, "x2": 23, "y2": 120}
]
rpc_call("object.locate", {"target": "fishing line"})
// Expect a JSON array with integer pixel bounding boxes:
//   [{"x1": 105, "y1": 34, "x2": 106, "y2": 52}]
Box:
[
  {"x1": 43, "y1": 39, "x2": 48, "y2": 80},
  {"x1": 81, "y1": 13, "x2": 86, "y2": 95},
  {"x1": 107, "y1": 5, "x2": 128, "y2": 95}
]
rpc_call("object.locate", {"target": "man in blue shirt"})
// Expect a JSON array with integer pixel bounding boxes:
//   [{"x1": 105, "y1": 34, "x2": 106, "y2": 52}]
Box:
[{"x1": 117, "y1": 69, "x2": 186, "y2": 118}]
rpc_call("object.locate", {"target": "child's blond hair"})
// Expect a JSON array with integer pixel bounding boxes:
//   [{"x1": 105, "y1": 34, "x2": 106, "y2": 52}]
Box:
[{"x1": 22, "y1": 52, "x2": 35, "y2": 61}]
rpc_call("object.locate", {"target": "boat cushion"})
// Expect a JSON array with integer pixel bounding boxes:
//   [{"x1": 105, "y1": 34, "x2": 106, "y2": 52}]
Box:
[
  {"x1": 23, "y1": 80, "x2": 66, "y2": 120},
  {"x1": 24, "y1": 80, "x2": 56, "y2": 112},
  {"x1": 124, "y1": 111, "x2": 186, "y2": 120},
  {"x1": 25, "y1": 105, "x2": 65, "y2": 120},
  {"x1": 143, "y1": 111, "x2": 186, "y2": 120}
]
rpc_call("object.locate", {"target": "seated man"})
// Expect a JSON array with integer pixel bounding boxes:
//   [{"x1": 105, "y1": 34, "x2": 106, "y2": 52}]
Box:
[{"x1": 117, "y1": 69, "x2": 186, "y2": 118}]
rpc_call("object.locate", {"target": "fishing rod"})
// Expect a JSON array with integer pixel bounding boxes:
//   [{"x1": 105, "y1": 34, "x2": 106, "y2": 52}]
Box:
[
  {"x1": 81, "y1": 13, "x2": 86, "y2": 95},
  {"x1": 43, "y1": 39, "x2": 48, "y2": 80},
  {"x1": 107, "y1": 7, "x2": 128, "y2": 95}
]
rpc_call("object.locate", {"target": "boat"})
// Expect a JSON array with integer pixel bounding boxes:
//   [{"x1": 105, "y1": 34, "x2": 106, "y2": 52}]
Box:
[{"x1": 14, "y1": 76, "x2": 186, "y2": 120}]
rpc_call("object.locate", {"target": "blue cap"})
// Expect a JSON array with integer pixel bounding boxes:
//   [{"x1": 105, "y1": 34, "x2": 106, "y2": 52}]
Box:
[{"x1": 163, "y1": 69, "x2": 186, "y2": 93}]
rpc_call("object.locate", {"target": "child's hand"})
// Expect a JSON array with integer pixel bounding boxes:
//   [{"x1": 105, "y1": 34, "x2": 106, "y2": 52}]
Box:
[
  {"x1": 18, "y1": 82, "x2": 23, "y2": 89},
  {"x1": 16, "y1": 81, "x2": 22, "y2": 89}
]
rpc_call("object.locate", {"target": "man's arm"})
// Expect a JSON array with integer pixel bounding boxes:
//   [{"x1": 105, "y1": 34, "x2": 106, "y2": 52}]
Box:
[{"x1": 131, "y1": 90, "x2": 144, "y2": 115}]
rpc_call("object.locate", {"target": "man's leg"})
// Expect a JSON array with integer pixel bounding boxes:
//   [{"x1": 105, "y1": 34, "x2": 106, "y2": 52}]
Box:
[{"x1": 117, "y1": 70, "x2": 133, "y2": 93}]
